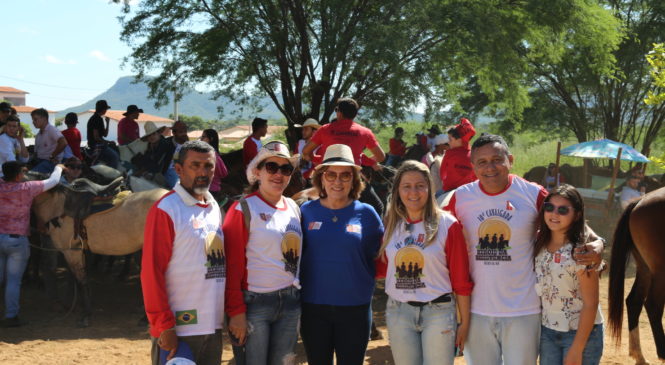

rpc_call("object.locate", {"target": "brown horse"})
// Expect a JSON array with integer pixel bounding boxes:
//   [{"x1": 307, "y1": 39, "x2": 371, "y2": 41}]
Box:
[{"x1": 608, "y1": 187, "x2": 665, "y2": 364}]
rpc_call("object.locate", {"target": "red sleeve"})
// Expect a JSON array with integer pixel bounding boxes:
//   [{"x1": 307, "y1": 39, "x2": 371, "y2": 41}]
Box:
[
  {"x1": 140, "y1": 204, "x2": 176, "y2": 338},
  {"x1": 242, "y1": 138, "x2": 257, "y2": 166},
  {"x1": 375, "y1": 244, "x2": 387, "y2": 279},
  {"x1": 223, "y1": 202, "x2": 249, "y2": 317},
  {"x1": 443, "y1": 192, "x2": 457, "y2": 216},
  {"x1": 364, "y1": 129, "x2": 379, "y2": 149},
  {"x1": 536, "y1": 185, "x2": 549, "y2": 211},
  {"x1": 444, "y1": 221, "x2": 473, "y2": 295},
  {"x1": 309, "y1": 127, "x2": 326, "y2": 165},
  {"x1": 389, "y1": 139, "x2": 398, "y2": 154}
]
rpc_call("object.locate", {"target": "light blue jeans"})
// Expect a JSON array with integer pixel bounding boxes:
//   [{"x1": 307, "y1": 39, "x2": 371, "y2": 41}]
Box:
[
  {"x1": 539, "y1": 324, "x2": 604, "y2": 365},
  {"x1": 0, "y1": 234, "x2": 30, "y2": 319},
  {"x1": 464, "y1": 312, "x2": 541, "y2": 365},
  {"x1": 244, "y1": 286, "x2": 300, "y2": 365},
  {"x1": 386, "y1": 296, "x2": 457, "y2": 365}
]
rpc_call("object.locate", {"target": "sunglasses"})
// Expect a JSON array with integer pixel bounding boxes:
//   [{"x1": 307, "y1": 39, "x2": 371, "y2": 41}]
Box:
[
  {"x1": 66, "y1": 165, "x2": 83, "y2": 170},
  {"x1": 263, "y1": 161, "x2": 294, "y2": 176},
  {"x1": 323, "y1": 170, "x2": 353, "y2": 182},
  {"x1": 543, "y1": 202, "x2": 571, "y2": 215}
]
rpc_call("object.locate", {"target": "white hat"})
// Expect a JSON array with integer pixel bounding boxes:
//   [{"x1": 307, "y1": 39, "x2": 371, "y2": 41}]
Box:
[
  {"x1": 434, "y1": 134, "x2": 449, "y2": 146},
  {"x1": 141, "y1": 121, "x2": 166, "y2": 139},
  {"x1": 314, "y1": 144, "x2": 360, "y2": 170},
  {"x1": 293, "y1": 118, "x2": 321, "y2": 129},
  {"x1": 246, "y1": 141, "x2": 300, "y2": 184}
]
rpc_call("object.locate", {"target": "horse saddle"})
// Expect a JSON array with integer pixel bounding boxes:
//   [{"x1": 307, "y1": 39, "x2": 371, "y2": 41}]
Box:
[{"x1": 63, "y1": 176, "x2": 124, "y2": 220}]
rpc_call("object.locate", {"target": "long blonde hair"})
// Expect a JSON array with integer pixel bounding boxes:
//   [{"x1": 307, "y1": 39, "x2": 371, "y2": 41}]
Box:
[{"x1": 379, "y1": 160, "x2": 441, "y2": 256}]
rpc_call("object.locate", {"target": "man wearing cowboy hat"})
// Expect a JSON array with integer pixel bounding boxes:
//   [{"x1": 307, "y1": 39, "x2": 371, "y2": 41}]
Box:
[
  {"x1": 294, "y1": 118, "x2": 321, "y2": 180},
  {"x1": 131, "y1": 122, "x2": 171, "y2": 182},
  {"x1": 425, "y1": 125, "x2": 441, "y2": 152},
  {"x1": 118, "y1": 105, "x2": 143, "y2": 146},
  {"x1": 86, "y1": 99, "x2": 119, "y2": 168}
]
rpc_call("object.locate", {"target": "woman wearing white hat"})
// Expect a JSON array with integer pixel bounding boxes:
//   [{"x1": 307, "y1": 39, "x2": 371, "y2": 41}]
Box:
[
  {"x1": 223, "y1": 141, "x2": 302, "y2": 365},
  {"x1": 131, "y1": 121, "x2": 170, "y2": 180},
  {"x1": 294, "y1": 118, "x2": 321, "y2": 180},
  {"x1": 299, "y1": 144, "x2": 384, "y2": 365}
]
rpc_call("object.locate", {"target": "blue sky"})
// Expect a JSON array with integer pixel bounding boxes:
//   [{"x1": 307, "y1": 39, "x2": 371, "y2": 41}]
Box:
[{"x1": 4, "y1": 0, "x2": 134, "y2": 111}]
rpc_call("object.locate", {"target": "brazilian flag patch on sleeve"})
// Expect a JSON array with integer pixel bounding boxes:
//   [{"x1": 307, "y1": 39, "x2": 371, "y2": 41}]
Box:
[{"x1": 175, "y1": 309, "x2": 198, "y2": 326}]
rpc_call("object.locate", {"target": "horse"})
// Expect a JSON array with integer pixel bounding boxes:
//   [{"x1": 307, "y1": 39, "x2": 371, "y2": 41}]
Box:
[
  {"x1": 31, "y1": 186, "x2": 167, "y2": 327},
  {"x1": 608, "y1": 186, "x2": 665, "y2": 364}
]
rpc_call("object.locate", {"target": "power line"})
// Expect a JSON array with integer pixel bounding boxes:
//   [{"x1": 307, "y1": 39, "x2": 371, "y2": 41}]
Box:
[{"x1": 0, "y1": 74, "x2": 103, "y2": 92}]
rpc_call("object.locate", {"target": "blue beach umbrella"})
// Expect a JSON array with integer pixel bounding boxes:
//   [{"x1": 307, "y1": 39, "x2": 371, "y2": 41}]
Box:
[{"x1": 560, "y1": 139, "x2": 650, "y2": 163}]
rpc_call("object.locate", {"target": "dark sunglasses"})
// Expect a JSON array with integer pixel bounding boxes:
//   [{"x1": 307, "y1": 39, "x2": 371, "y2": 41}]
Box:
[
  {"x1": 543, "y1": 202, "x2": 571, "y2": 215},
  {"x1": 66, "y1": 164, "x2": 83, "y2": 170},
  {"x1": 323, "y1": 170, "x2": 353, "y2": 182},
  {"x1": 263, "y1": 161, "x2": 294, "y2": 176}
]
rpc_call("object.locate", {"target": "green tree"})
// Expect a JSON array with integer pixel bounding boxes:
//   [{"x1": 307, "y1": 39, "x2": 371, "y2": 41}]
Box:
[
  {"x1": 119, "y1": 0, "x2": 619, "y2": 147},
  {"x1": 499, "y1": 0, "x2": 664, "y2": 157},
  {"x1": 645, "y1": 43, "x2": 665, "y2": 106}
]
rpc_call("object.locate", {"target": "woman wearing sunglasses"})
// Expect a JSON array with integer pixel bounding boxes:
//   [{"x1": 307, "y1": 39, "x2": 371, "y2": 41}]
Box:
[
  {"x1": 299, "y1": 144, "x2": 384, "y2": 365},
  {"x1": 534, "y1": 184, "x2": 604, "y2": 365},
  {"x1": 378, "y1": 160, "x2": 472, "y2": 365},
  {"x1": 223, "y1": 141, "x2": 302, "y2": 365}
]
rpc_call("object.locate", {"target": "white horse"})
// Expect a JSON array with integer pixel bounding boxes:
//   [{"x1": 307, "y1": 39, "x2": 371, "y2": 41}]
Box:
[{"x1": 32, "y1": 186, "x2": 167, "y2": 326}]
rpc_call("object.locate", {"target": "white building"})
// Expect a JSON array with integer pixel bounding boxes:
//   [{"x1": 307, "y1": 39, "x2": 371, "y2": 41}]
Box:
[
  {"x1": 75, "y1": 110, "x2": 174, "y2": 142},
  {"x1": 0, "y1": 86, "x2": 28, "y2": 106}
]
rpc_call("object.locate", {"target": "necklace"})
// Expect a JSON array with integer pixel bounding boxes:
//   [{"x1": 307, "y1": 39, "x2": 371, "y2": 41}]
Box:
[{"x1": 332, "y1": 215, "x2": 338, "y2": 222}]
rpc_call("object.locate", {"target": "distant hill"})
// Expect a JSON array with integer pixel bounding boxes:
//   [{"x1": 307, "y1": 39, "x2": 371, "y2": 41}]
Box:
[{"x1": 57, "y1": 76, "x2": 283, "y2": 120}]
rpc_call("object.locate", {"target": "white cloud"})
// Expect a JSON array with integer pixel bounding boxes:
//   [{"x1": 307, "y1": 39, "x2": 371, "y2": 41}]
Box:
[
  {"x1": 89, "y1": 50, "x2": 111, "y2": 62},
  {"x1": 45, "y1": 55, "x2": 77, "y2": 65}
]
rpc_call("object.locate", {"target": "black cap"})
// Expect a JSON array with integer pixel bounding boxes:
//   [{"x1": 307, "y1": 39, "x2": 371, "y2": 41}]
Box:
[
  {"x1": 0, "y1": 102, "x2": 11, "y2": 113},
  {"x1": 123, "y1": 104, "x2": 144, "y2": 116},
  {"x1": 95, "y1": 100, "x2": 111, "y2": 111}
]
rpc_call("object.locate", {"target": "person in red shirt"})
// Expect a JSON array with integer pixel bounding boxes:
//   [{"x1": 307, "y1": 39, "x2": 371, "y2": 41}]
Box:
[
  {"x1": 439, "y1": 117, "x2": 477, "y2": 192},
  {"x1": 302, "y1": 97, "x2": 385, "y2": 166},
  {"x1": 386, "y1": 127, "x2": 407, "y2": 167},
  {"x1": 242, "y1": 117, "x2": 268, "y2": 167},
  {"x1": 61, "y1": 113, "x2": 83, "y2": 160},
  {"x1": 117, "y1": 105, "x2": 142, "y2": 146}
]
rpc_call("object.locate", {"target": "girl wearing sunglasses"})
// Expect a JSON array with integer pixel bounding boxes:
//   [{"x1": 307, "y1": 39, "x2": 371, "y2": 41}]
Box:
[
  {"x1": 534, "y1": 184, "x2": 604, "y2": 365},
  {"x1": 223, "y1": 141, "x2": 302, "y2": 365},
  {"x1": 299, "y1": 144, "x2": 384, "y2": 365}
]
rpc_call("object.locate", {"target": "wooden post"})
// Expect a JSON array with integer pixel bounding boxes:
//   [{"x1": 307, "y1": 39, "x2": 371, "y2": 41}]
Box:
[
  {"x1": 582, "y1": 159, "x2": 589, "y2": 188},
  {"x1": 554, "y1": 141, "x2": 561, "y2": 188},
  {"x1": 607, "y1": 148, "x2": 623, "y2": 208}
]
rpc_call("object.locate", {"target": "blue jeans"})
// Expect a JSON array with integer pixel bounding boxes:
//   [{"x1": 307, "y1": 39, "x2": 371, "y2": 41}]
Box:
[
  {"x1": 300, "y1": 302, "x2": 372, "y2": 365},
  {"x1": 98, "y1": 145, "x2": 120, "y2": 168},
  {"x1": 464, "y1": 312, "x2": 541, "y2": 365},
  {"x1": 31, "y1": 159, "x2": 56, "y2": 174},
  {"x1": 0, "y1": 234, "x2": 30, "y2": 319},
  {"x1": 386, "y1": 296, "x2": 457, "y2": 365},
  {"x1": 385, "y1": 154, "x2": 401, "y2": 167},
  {"x1": 244, "y1": 286, "x2": 300, "y2": 365},
  {"x1": 540, "y1": 324, "x2": 604, "y2": 365},
  {"x1": 164, "y1": 167, "x2": 179, "y2": 189}
]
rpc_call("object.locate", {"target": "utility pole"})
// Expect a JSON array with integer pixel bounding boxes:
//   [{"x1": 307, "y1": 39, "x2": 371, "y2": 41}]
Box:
[{"x1": 173, "y1": 83, "x2": 179, "y2": 122}]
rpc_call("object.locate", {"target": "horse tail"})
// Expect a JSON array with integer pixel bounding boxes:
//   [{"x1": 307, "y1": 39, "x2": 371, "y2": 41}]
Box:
[{"x1": 608, "y1": 200, "x2": 638, "y2": 343}]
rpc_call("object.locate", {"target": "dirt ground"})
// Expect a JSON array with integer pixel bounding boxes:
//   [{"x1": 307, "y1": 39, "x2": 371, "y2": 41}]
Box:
[{"x1": 0, "y1": 255, "x2": 662, "y2": 365}]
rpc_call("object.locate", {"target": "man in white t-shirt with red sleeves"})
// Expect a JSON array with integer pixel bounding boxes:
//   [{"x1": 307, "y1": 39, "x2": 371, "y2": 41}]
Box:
[
  {"x1": 445, "y1": 133, "x2": 604, "y2": 365},
  {"x1": 141, "y1": 140, "x2": 225, "y2": 365}
]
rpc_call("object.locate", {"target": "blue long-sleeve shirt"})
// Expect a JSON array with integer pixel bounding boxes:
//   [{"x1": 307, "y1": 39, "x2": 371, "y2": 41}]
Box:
[{"x1": 300, "y1": 199, "x2": 384, "y2": 306}]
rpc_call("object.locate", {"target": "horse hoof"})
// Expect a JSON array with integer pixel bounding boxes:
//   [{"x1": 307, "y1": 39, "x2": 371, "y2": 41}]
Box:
[{"x1": 76, "y1": 317, "x2": 90, "y2": 328}]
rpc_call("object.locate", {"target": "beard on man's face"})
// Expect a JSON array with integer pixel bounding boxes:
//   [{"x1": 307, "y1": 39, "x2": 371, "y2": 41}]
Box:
[{"x1": 191, "y1": 176, "x2": 211, "y2": 195}]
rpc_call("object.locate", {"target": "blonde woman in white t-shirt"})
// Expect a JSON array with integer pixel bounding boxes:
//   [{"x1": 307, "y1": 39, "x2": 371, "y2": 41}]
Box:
[
  {"x1": 534, "y1": 184, "x2": 604, "y2": 365},
  {"x1": 377, "y1": 160, "x2": 473, "y2": 365}
]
